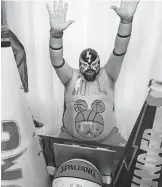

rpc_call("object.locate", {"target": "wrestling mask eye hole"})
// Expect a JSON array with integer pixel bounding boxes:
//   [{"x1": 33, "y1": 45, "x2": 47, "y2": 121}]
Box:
[
  {"x1": 92, "y1": 61, "x2": 98, "y2": 66},
  {"x1": 81, "y1": 62, "x2": 88, "y2": 67}
]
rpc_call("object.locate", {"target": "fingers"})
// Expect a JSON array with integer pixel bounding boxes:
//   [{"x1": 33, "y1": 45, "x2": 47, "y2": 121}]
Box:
[
  {"x1": 111, "y1": 5, "x2": 120, "y2": 15},
  {"x1": 64, "y1": 20, "x2": 75, "y2": 30},
  {"x1": 111, "y1": 5, "x2": 117, "y2": 11},
  {"x1": 53, "y1": 0, "x2": 64, "y2": 13},
  {"x1": 53, "y1": 0, "x2": 57, "y2": 12},
  {"x1": 120, "y1": 0, "x2": 124, "y2": 8},
  {"x1": 133, "y1": 0, "x2": 140, "y2": 4},
  {"x1": 47, "y1": 0, "x2": 69, "y2": 20},
  {"x1": 46, "y1": 4, "x2": 53, "y2": 15},
  {"x1": 58, "y1": 0, "x2": 63, "y2": 12},
  {"x1": 63, "y1": 2, "x2": 68, "y2": 16},
  {"x1": 136, "y1": 0, "x2": 140, "y2": 6},
  {"x1": 131, "y1": 0, "x2": 140, "y2": 6}
]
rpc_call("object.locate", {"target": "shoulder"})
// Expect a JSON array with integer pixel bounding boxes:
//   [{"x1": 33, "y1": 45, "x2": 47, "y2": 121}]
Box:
[
  {"x1": 65, "y1": 68, "x2": 79, "y2": 88},
  {"x1": 99, "y1": 67, "x2": 109, "y2": 78},
  {"x1": 72, "y1": 68, "x2": 80, "y2": 79},
  {"x1": 99, "y1": 67, "x2": 115, "y2": 87}
]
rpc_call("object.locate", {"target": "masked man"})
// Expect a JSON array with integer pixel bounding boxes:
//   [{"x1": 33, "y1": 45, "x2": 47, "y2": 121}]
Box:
[{"x1": 47, "y1": 0, "x2": 140, "y2": 146}]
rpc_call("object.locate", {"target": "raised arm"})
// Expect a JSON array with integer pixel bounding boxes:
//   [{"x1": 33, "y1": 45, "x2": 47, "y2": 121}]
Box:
[
  {"x1": 47, "y1": 0, "x2": 74, "y2": 85},
  {"x1": 104, "y1": 0, "x2": 140, "y2": 83}
]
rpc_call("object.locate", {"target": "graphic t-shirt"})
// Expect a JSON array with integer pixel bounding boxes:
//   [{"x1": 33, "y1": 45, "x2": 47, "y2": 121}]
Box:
[{"x1": 63, "y1": 67, "x2": 116, "y2": 142}]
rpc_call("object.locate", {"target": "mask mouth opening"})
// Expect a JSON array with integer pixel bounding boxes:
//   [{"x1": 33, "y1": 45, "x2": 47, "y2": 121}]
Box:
[{"x1": 83, "y1": 69, "x2": 98, "y2": 82}]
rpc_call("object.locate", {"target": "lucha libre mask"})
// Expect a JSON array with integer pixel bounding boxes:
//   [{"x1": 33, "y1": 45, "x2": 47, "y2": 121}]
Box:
[{"x1": 79, "y1": 48, "x2": 100, "y2": 81}]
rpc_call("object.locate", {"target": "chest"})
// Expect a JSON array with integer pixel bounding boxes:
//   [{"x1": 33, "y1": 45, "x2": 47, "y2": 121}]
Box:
[{"x1": 65, "y1": 70, "x2": 114, "y2": 106}]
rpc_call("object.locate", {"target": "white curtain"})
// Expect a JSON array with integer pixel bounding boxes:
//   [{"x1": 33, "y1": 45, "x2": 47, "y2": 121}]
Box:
[{"x1": 5, "y1": 0, "x2": 162, "y2": 139}]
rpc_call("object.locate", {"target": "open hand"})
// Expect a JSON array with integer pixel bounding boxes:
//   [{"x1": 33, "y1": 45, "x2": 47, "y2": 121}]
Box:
[
  {"x1": 111, "y1": 0, "x2": 140, "y2": 23},
  {"x1": 47, "y1": 0, "x2": 74, "y2": 32}
]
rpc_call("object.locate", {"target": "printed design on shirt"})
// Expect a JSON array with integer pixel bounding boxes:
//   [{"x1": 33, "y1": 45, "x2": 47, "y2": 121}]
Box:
[
  {"x1": 74, "y1": 99, "x2": 105, "y2": 139},
  {"x1": 72, "y1": 75, "x2": 107, "y2": 96}
]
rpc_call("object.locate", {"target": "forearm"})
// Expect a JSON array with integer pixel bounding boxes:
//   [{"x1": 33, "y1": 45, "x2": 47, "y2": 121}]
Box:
[
  {"x1": 113, "y1": 20, "x2": 132, "y2": 54},
  {"x1": 50, "y1": 32, "x2": 64, "y2": 67},
  {"x1": 105, "y1": 20, "x2": 133, "y2": 82},
  {"x1": 49, "y1": 30, "x2": 73, "y2": 85}
]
